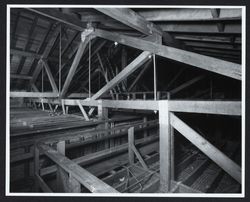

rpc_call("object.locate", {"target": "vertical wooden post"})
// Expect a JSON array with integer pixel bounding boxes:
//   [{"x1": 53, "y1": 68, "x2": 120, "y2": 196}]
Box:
[
  {"x1": 167, "y1": 92, "x2": 175, "y2": 181},
  {"x1": 41, "y1": 99, "x2": 45, "y2": 111},
  {"x1": 61, "y1": 99, "x2": 66, "y2": 115},
  {"x1": 128, "y1": 127, "x2": 135, "y2": 165},
  {"x1": 66, "y1": 106, "x2": 69, "y2": 114},
  {"x1": 143, "y1": 93, "x2": 146, "y2": 100},
  {"x1": 159, "y1": 101, "x2": 171, "y2": 192},
  {"x1": 157, "y1": 91, "x2": 161, "y2": 100},
  {"x1": 24, "y1": 146, "x2": 30, "y2": 178},
  {"x1": 97, "y1": 100, "x2": 109, "y2": 149},
  {"x1": 48, "y1": 103, "x2": 53, "y2": 112},
  {"x1": 132, "y1": 93, "x2": 136, "y2": 100},
  {"x1": 34, "y1": 144, "x2": 40, "y2": 192},
  {"x1": 143, "y1": 116, "x2": 148, "y2": 138},
  {"x1": 56, "y1": 141, "x2": 67, "y2": 192},
  {"x1": 68, "y1": 174, "x2": 81, "y2": 193},
  {"x1": 97, "y1": 100, "x2": 108, "y2": 120}
]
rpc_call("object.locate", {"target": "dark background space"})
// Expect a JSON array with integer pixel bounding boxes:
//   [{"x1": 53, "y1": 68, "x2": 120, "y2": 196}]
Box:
[{"x1": 0, "y1": 0, "x2": 249, "y2": 202}]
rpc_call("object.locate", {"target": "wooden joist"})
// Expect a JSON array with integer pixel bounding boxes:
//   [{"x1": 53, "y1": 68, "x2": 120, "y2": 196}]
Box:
[
  {"x1": 10, "y1": 92, "x2": 58, "y2": 98},
  {"x1": 93, "y1": 28, "x2": 241, "y2": 80},
  {"x1": 90, "y1": 51, "x2": 151, "y2": 100},
  {"x1": 170, "y1": 113, "x2": 241, "y2": 183}
]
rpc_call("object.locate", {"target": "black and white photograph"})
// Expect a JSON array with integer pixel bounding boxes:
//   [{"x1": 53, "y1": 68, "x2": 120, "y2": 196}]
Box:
[{"x1": 4, "y1": 4, "x2": 246, "y2": 198}]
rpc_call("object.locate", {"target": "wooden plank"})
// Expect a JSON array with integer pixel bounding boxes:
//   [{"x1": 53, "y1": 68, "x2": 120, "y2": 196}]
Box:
[
  {"x1": 10, "y1": 92, "x2": 58, "y2": 98},
  {"x1": 170, "y1": 180, "x2": 201, "y2": 193},
  {"x1": 35, "y1": 173, "x2": 53, "y2": 193},
  {"x1": 76, "y1": 100, "x2": 90, "y2": 121},
  {"x1": 38, "y1": 143, "x2": 119, "y2": 193},
  {"x1": 128, "y1": 127, "x2": 135, "y2": 165},
  {"x1": 170, "y1": 113, "x2": 241, "y2": 183},
  {"x1": 34, "y1": 146, "x2": 40, "y2": 192},
  {"x1": 159, "y1": 101, "x2": 171, "y2": 192},
  {"x1": 60, "y1": 37, "x2": 91, "y2": 97},
  {"x1": 131, "y1": 144, "x2": 149, "y2": 170},
  {"x1": 94, "y1": 29, "x2": 241, "y2": 80},
  {"x1": 56, "y1": 141, "x2": 68, "y2": 192},
  {"x1": 168, "y1": 100, "x2": 241, "y2": 116},
  {"x1": 10, "y1": 74, "x2": 32, "y2": 80},
  {"x1": 68, "y1": 175, "x2": 81, "y2": 193},
  {"x1": 42, "y1": 60, "x2": 59, "y2": 93},
  {"x1": 91, "y1": 51, "x2": 151, "y2": 100},
  {"x1": 95, "y1": 8, "x2": 162, "y2": 36},
  {"x1": 31, "y1": 98, "x2": 159, "y2": 110}
]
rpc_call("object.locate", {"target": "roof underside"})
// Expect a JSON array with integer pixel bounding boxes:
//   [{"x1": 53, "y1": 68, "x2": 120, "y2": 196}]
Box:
[{"x1": 10, "y1": 7, "x2": 242, "y2": 95}]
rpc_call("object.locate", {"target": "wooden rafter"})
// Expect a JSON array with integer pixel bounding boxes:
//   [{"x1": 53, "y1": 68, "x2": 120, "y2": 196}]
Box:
[
  {"x1": 95, "y1": 8, "x2": 162, "y2": 36},
  {"x1": 60, "y1": 36, "x2": 91, "y2": 97},
  {"x1": 90, "y1": 51, "x2": 151, "y2": 100},
  {"x1": 93, "y1": 28, "x2": 241, "y2": 80}
]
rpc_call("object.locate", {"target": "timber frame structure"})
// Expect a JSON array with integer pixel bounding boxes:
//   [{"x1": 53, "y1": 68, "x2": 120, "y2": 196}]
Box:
[{"x1": 8, "y1": 6, "x2": 243, "y2": 194}]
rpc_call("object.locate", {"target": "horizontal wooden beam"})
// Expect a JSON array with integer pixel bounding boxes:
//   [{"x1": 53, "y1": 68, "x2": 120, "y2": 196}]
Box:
[
  {"x1": 10, "y1": 92, "x2": 58, "y2": 98},
  {"x1": 138, "y1": 8, "x2": 241, "y2": 22},
  {"x1": 95, "y1": 8, "x2": 162, "y2": 36},
  {"x1": 168, "y1": 100, "x2": 241, "y2": 116},
  {"x1": 10, "y1": 74, "x2": 32, "y2": 80},
  {"x1": 93, "y1": 28, "x2": 241, "y2": 80},
  {"x1": 91, "y1": 51, "x2": 151, "y2": 100},
  {"x1": 170, "y1": 113, "x2": 241, "y2": 183},
  {"x1": 158, "y1": 23, "x2": 241, "y2": 34},
  {"x1": 30, "y1": 98, "x2": 241, "y2": 115},
  {"x1": 38, "y1": 143, "x2": 119, "y2": 193},
  {"x1": 31, "y1": 98, "x2": 159, "y2": 111}
]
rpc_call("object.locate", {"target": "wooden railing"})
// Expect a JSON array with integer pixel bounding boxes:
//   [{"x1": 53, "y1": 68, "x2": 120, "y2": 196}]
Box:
[
  {"x1": 34, "y1": 142, "x2": 119, "y2": 193},
  {"x1": 33, "y1": 119, "x2": 159, "y2": 193}
]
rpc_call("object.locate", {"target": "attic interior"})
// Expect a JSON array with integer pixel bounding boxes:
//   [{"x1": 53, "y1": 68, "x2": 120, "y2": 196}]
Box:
[{"x1": 9, "y1": 7, "x2": 242, "y2": 194}]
